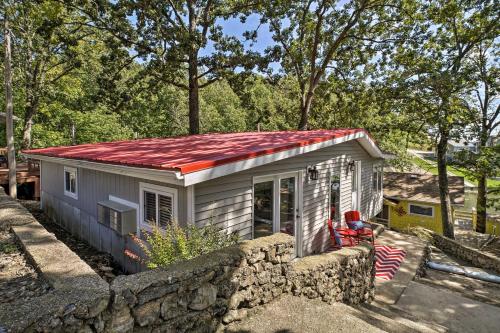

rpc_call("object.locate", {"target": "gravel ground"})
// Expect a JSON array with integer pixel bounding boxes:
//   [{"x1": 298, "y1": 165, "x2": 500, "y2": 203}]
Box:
[
  {"x1": 0, "y1": 230, "x2": 51, "y2": 304},
  {"x1": 20, "y1": 200, "x2": 125, "y2": 283}
]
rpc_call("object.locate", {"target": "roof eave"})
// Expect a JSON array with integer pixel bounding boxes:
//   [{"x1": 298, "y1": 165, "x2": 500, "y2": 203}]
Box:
[
  {"x1": 183, "y1": 131, "x2": 383, "y2": 186},
  {"x1": 23, "y1": 153, "x2": 185, "y2": 186}
]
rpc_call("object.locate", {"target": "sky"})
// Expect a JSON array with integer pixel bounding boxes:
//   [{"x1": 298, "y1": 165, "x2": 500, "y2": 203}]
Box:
[{"x1": 204, "y1": 14, "x2": 280, "y2": 72}]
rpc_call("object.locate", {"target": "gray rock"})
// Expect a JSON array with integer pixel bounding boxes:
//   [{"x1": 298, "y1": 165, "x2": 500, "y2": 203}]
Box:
[
  {"x1": 137, "y1": 283, "x2": 179, "y2": 305},
  {"x1": 222, "y1": 309, "x2": 248, "y2": 324},
  {"x1": 161, "y1": 294, "x2": 187, "y2": 320},
  {"x1": 189, "y1": 283, "x2": 217, "y2": 311},
  {"x1": 109, "y1": 307, "x2": 134, "y2": 333},
  {"x1": 133, "y1": 300, "x2": 161, "y2": 327}
]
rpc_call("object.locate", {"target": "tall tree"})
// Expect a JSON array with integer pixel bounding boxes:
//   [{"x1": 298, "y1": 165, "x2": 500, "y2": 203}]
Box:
[
  {"x1": 3, "y1": 7, "x2": 17, "y2": 198},
  {"x1": 453, "y1": 41, "x2": 499, "y2": 233},
  {"x1": 389, "y1": 0, "x2": 499, "y2": 238},
  {"x1": 264, "y1": 0, "x2": 400, "y2": 130},
  {"x1": 9, "y1": 0, "x2": 90, "y2": 148},
  {"x1": 80, "y1": 0, "x2": 262, "y2": 135}
]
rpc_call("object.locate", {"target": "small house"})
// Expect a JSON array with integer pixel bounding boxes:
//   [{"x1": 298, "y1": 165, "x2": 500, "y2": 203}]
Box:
[
  {"x1": 378, "y1": 172, "x2": 464, "y2": 234},
  {"x1": 23, "y1": 129, "x2": 384, "y2": 272}
]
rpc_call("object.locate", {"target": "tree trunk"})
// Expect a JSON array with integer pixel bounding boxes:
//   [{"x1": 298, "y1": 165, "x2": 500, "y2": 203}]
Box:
[
  {"x1": 476, "y1": 173, "x2": 487, "y2": 233},
  {"x1": 187, "y1": 0, "x2": 200, "y2": 135},
  {"x1": 437, "y1": 131, "x2": 454, "y2": 238},
  {"x1": 22, "y1": 103, "x2": 36, "y2": 149},
  {"x1": 298, "y1": 91, "x2": 314, "y2": 130},
  {"x1": 188, "y1": 53, "x2": 200, "y2": 135},
  {"x1": 4, "y1": 17, "x2": 17, "y2": 199},
  {"x1": 475, "y1": 128, "x2": 489, "y2": 234}
]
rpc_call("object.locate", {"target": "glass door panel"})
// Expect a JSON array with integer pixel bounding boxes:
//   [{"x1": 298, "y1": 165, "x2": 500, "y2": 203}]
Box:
[
  {"x1": 253, "y1": 181, "x2": 274, "y2": 238},
  {"x1": 279, "y1": 177, "x2": 295, "y2": 236},
  {"x1": 330, "y1": 173, "x2": 341, "y2": 222}
]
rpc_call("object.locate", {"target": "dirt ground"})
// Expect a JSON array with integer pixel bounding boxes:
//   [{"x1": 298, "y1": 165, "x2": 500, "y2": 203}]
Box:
[
  {"x1": 0, "y1": 230, "x2": 51, "y2": 304},
  {"x1": 20, "y1": 200, "x2": 125, "y2": 283}
]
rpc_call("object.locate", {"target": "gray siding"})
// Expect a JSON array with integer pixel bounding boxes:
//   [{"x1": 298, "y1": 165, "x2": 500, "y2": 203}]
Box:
[
  {"x1": 41, "y1": 161, "x2": 187, "y2": 273},
  {"x1": 194, "y1": 140, "x2": 384, "y2": 256}
]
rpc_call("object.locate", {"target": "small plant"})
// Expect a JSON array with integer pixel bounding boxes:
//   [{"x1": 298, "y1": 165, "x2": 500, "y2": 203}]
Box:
[
  {"x1": 0, "y1": 243, "x2": 17, "y2": 254},
  {"x1": 125, "y1": 222, "x2": 239, "y2": 269}
]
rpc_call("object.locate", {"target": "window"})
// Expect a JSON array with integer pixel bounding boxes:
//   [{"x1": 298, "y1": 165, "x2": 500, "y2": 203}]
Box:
[
  {"x1": 373, "y1": 165, "x2": 383, "y2": 192},
  {"x1": 139, "y1": 183, "x2": 178, "y2": 230},
  {"x1": 64, "y1": 167, "x2": 78, "y2": 199},
  {"x1": 330, "y1": 173, "x2": 341, "y2": 222},
  {"x1": 409, "y1": 204, "x2": 434, "y2": 217}
]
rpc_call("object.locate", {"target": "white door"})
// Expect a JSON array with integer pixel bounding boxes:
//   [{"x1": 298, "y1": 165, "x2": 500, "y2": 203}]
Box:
[
  {"x1": 253, "y1": 172, "x2": 301, "y2": 256},
  {"x1": 351, "y1": 161, "x2": 361, "y2": 211}
]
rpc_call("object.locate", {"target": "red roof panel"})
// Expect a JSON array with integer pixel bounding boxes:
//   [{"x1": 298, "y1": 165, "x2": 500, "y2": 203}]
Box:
[{"x1": 23, "y1": 129, "x2": 369, "y2": 174}]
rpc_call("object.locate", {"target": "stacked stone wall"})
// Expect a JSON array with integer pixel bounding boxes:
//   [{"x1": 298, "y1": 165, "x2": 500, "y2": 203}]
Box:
[{"x1": 431, "y1": 232, "x2": 500, "y2": 274}]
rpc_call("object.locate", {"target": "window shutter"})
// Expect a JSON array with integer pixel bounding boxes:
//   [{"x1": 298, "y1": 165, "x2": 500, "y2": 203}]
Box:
[
  {"x1": 158, "y1": 194, "x2": 173, "y2": 228},
  {"x1": 143, "y1": 191, "x2": 156, "y2": 226}
]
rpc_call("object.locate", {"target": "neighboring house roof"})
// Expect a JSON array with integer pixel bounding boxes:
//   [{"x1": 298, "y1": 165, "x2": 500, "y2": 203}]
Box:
[
  {"x1": 384, "y1": 172, "x2": 464, "y2": 205},
  {"x1": 23, "y1": 128, "x2": 382, "y2": 186},
  {"x1": 448, "y1": 139, "x2": 476, "y2": 149}
]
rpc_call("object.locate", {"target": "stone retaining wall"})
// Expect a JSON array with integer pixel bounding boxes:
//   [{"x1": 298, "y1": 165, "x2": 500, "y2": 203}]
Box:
[
  {"x1": 108, "y1": 235, "x2": 375, "y2": 332},
  {"x1": 411, "y1": 226, "x2": 500, "y2": 275},
  {"x1": 0, "y1": 190, "x2": 375, "y2": 332},
  {"x1": 432, "y1": 233, "x2": 500, "y2": 274}
]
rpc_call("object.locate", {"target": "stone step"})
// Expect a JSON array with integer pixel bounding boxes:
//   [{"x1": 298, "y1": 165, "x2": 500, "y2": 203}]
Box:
[{"x1": 356, "y1": 303, "x2": 447, "y2": 333}]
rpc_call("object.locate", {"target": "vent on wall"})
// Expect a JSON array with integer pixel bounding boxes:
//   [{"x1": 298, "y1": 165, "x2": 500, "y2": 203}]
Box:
[{"x1": 97, "y1": 200, "x2": 137, "y2": 235}]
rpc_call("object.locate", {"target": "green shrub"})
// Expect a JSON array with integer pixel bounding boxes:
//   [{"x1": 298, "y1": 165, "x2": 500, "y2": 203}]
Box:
[
  {"x1": 0, "y1": 243, "x2": 17, "y2": 254},
  {"x1": 126, "y1": 223, "x2": 239, "y2": 269}
]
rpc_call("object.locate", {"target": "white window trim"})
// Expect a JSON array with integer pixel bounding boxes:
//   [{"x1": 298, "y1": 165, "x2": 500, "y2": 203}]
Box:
[
  {"x1": 139, "y1": 182, "x2": 178, "y2": 231},
  {"x1": 351, "y1": 161, "x2": 361, "y2": 211},
  {"x1": 373, "y1": 163, "x2": 383, "y2": 192},
  {"x1": 63, "y1": 166, "x2": 78, "y2": 199},
  {"x1": 408, "y1": 203, "x2": 434, "y2": 218}
]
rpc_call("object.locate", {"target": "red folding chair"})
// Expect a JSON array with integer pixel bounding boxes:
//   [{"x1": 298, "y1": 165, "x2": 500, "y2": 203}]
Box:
[
  {"x1": 344, "y1": 210, "x2": 375, "y2": 245},
  {"x1": 327, "y1": 218, "x2": 358, "y2": 248}
]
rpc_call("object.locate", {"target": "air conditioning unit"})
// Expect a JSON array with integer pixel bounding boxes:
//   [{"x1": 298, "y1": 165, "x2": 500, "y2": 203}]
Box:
[{"x1": 97, "y1": 200, "x2": 136, "y2": 235}]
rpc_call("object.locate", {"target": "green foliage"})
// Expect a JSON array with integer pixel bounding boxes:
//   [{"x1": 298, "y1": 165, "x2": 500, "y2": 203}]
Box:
[
  {"x1": 0, "y1": 243, "x2": 17, "y2": 254},
  {"x1": 128, "y1": 223, "x2": 239, "y2": 269},
  {"x1": 452, "y1": 145, "x2": 500, "y2": 186},
  {"x1": 200, "y1": 80, "x2": 247, "y2": 133}
]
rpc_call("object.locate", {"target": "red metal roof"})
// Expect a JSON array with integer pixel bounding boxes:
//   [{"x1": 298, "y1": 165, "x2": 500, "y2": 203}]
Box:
[{"x1": 23, "y1": 129, "x2": 372, "y2": 174}]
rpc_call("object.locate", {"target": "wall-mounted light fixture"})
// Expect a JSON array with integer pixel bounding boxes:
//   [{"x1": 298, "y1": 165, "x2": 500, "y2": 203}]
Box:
[
  {"x1": 307, "y1": 165, "x2": 319, "y2": 181},
  {"x1": 347, "y1": 160, "x2": 356, "y2": 173}
]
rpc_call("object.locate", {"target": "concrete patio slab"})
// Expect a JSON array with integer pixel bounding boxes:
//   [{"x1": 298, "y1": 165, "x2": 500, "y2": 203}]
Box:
[
  {"x1": 396, "y1": 281, "x2": 500, "y2": 333},
  {"x1": 374, "y1": 229, "x2": 428, "y2": 305},
  {"x1": 223, "y1": 294, "x2": 385, "y2": 333}
]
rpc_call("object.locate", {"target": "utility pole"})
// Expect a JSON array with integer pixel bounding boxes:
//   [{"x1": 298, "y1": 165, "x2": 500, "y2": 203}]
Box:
[{"x1": 4, "y1": 14, "x2": 17, "y2": 198}]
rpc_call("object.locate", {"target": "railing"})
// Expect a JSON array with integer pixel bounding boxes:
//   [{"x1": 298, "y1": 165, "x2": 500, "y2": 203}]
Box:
[{"x1": 371, "y1": 217, "x2": 388, "y2": 226}]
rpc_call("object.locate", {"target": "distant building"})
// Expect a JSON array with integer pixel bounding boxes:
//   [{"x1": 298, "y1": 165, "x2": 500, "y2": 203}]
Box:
[
  {"x1": 376, "y1": 172, "x2": 464, "y2": 234},
  {"x1": 447, "y1": 139, "x2": 478, "y2": 155}
]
